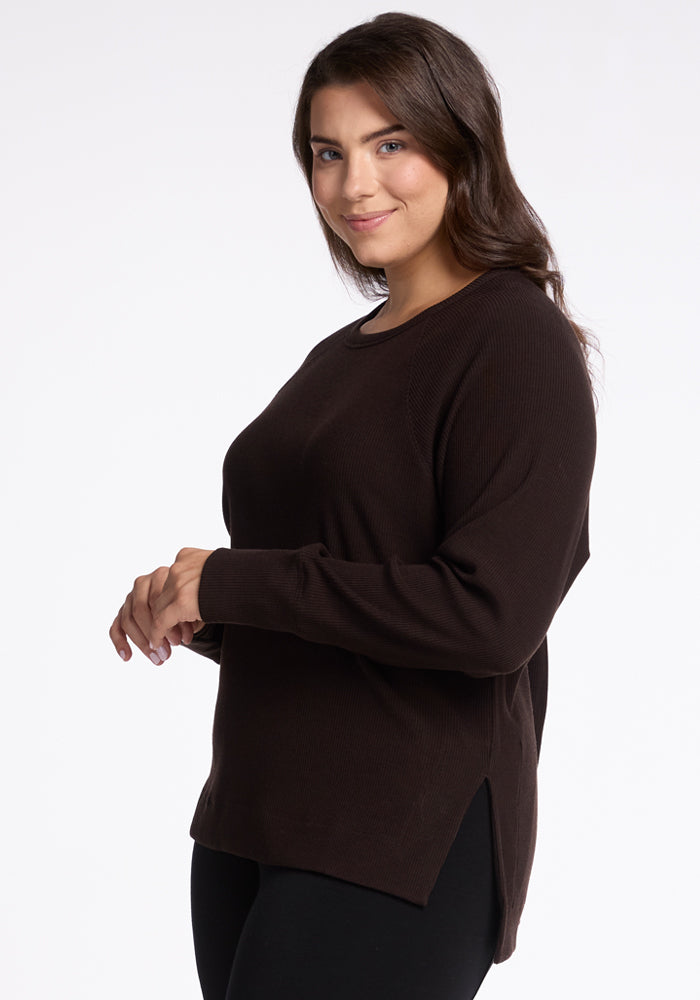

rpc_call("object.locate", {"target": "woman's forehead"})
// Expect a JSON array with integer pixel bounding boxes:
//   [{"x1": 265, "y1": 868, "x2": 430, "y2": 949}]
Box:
[{"x1": 309, "y1": 82, "x2": 398, "y2": 137}]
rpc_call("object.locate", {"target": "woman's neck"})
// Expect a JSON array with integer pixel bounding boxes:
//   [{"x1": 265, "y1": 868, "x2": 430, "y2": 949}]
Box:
[{"x1": 361, "y1": 245, "x2": 487, "y2": 335}]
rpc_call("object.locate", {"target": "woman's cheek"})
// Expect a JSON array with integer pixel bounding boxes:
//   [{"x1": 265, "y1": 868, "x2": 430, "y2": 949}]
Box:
[{"x1": 312, "y1": 170, "x2": 331, "y2": 208}]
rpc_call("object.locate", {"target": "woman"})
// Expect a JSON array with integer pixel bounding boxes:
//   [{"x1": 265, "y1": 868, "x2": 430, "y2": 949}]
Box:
[{"x1": 110, "y1": 12, "x2": 596, "y2": 999}]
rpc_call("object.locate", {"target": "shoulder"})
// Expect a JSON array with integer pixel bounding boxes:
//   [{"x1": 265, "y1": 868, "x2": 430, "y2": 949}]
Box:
[
  {"x1": 428, "y1": 268, "x2": 582, "y2": 363},
  {"x1": 294, "y1": 327, "x2": 345, "y2": 371},
  {"x1": 295, "y1": 298, "x2": 383, "y2": 366},
  {"x1": 412, "y1": 268, "x2": 591, "y2": 405},
  {"x1": 408, "y1": 268, "x2": 595, "y2": 460}
]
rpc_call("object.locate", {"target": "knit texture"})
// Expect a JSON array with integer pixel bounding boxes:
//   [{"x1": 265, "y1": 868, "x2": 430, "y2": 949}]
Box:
[{"x1": 187, "y1": 267, "x2": 596, "y2": 963}]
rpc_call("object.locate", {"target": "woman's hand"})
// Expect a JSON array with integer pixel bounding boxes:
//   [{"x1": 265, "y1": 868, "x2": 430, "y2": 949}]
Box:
[{"x1": 110, "y1": 548, "x2": 213, "y2": 664}]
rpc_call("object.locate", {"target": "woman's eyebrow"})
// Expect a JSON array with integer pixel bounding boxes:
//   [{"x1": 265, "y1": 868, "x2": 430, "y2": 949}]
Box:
[{"x1": 309, "y1": 124, "x2": 406, "y2": 146}]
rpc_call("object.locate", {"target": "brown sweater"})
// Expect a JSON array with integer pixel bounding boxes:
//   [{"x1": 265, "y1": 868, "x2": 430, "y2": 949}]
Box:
[{"x1": 187, "y1": 267, "x2": 596, "y2": 963}]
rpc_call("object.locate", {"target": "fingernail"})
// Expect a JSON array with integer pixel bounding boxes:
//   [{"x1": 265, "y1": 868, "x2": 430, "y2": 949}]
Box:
[
  {"x1": 149, "y1": 652, "x2": 162, "y2": 665},
  {"x1": 157, "y1": 645, "x2": 168, "y2": 660},
  {"x1": 119, "y1": 650, "x2": 127, "y2": 661},
  {"x1": 149, "y1": 641, "x2": 155, "y2": 651}
]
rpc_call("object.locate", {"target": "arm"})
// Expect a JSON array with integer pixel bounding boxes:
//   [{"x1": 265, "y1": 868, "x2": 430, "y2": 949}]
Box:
[{"x1": 190, "y1": 321, "x2": 596, "y2": 679}]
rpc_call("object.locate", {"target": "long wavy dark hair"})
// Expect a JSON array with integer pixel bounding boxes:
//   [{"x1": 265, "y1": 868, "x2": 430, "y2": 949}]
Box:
[{"x1": 292, "y1": 11, "x2": 598, "y2": 380}]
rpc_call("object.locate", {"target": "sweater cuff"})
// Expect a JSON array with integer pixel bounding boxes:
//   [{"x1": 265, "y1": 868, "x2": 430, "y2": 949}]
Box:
[
  {"x1": 183, "y1": 622, "x2": 223, "y2": 663},
  {"x1": 197, "y1": 546, "x2": 301, "y2": 633}
]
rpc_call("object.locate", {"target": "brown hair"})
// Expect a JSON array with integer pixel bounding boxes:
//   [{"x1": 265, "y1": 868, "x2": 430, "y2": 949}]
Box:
[{"x1": 292, "y1": 12, "x2": 598, "y2": 379}]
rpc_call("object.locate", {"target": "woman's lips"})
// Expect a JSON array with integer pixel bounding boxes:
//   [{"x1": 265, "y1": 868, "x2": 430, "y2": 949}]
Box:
[{"x1": 343, "y1": 210, "x2": 396, "y2": 233}]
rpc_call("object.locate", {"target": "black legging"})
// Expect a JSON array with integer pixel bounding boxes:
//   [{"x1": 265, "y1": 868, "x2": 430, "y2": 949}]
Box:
[{"x1": 191, "y1": 780, "x2": 500, "y2": 999}]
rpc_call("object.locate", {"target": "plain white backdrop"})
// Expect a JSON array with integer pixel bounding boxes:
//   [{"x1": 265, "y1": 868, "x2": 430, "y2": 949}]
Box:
[{"x1": 2, "y1": 1, "x2": 698, "y2": 996}]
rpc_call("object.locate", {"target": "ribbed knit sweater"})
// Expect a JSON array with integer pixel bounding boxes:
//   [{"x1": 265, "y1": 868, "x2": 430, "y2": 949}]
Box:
[{"x1": 187, "y1": 267, "x2": 596, "y2": 963}]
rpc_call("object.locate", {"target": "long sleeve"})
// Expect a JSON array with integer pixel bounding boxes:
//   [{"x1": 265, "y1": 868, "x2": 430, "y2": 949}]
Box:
[
  {"x1": 183, "y1": 622, "x2": 223, "y2": 664},
  {"x1": 197, "y1": 303, "x2": 596, "y2": 679}
]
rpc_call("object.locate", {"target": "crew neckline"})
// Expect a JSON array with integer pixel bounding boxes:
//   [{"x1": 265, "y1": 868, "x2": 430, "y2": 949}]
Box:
[{"x1": 343, "y1": 268, "x2": 501, "y2": 348}]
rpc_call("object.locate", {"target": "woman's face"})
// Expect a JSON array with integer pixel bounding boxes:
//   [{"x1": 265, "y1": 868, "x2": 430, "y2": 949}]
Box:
[{"x1": 309, "y1": 81, "x2": 451, "y2": 276}]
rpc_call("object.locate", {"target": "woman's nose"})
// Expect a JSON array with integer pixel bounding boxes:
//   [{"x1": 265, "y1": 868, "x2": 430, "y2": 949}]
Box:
[{"x1": 341, "y1": 152, "x2": 379, "y2": 201}]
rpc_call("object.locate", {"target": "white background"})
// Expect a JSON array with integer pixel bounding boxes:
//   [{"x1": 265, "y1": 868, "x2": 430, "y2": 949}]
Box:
[{"x1": 2, "y1": 1, "x2": 698, "y2": 996}]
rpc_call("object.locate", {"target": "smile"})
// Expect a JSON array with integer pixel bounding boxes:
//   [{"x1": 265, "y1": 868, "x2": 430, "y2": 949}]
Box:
[{"x1": 343, "y1": 210, "x2": 396, "y2": 233}]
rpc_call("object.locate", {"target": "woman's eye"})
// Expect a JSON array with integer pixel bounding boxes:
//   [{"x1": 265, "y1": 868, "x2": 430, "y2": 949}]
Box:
[
  {"x1": 379, "y1": 141, "x2": 403, "y2": 154},
  {"x1": 318, "y1": 149, "x2": 341, "y2": 162}
]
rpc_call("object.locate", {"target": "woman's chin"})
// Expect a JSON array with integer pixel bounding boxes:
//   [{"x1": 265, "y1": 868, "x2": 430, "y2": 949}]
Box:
[{"x1": 347, "y1": 248, "x2": 391, "y2": 270}]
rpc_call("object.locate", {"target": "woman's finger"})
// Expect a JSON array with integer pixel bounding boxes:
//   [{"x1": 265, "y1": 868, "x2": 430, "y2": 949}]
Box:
[
  {"x1": 177, "y1": 621, "x2": 197, "y2": 645},
  {"x1": 165, "y1": 624, "x2": 185, "y2": 646},
  {"x1": 128, "y1": 569, "x2": 167, "y2": 653},
  {"x1": 147, "y1": 567, "x2": 171, "y2": 615},
  {"x1": 121, "y1": 588, "x2": 172, "y2": 665},
  {"x1": 110, "y1": 608, "x2": 170, "y2": 665},
  {"x1": 109, "y1": 612, "x2": 132, "y2": 661}
]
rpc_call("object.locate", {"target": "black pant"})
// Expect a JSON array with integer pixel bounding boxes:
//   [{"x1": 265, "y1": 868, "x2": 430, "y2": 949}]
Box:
[{"x1": 191, "y1": 780, "x2": 500, "y2": 999}]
